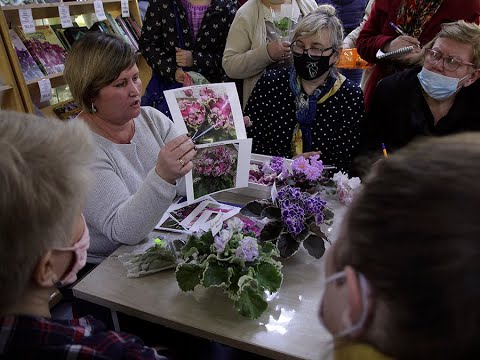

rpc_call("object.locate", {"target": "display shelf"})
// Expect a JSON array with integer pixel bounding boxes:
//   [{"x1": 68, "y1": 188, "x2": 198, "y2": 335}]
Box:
[{"x1": 0, "y1": 0, "x2": 148, "y2": 116}]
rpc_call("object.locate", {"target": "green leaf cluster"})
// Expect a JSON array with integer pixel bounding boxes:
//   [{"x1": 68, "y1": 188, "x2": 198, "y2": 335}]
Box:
[
  {"x1": 175, "y1": 229, "x2": 283, "y2": 319},
  {"x1": 273, "y1": 17, "x2": 292, "y2": 37}
]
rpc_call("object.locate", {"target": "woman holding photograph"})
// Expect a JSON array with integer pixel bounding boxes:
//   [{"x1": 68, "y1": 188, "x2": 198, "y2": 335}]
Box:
[
  {"x1": 65, "y1": 33, "x2": 197, "y2": 262},
  {"x1": 222, "y1": 0, "x2": 317, "y2": 107}
]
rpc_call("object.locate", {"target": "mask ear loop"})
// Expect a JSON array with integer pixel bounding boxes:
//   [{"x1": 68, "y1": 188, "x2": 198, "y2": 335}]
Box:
[{"x1": 335, "y1": 271, "x2": 372, "y2": 338}]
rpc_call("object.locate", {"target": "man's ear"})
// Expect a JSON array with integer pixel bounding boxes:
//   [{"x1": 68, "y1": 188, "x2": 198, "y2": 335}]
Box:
[
  {"x1": 344, "y1": 265, "x2": 363, "y2": 326},
  {"x1": 32, "y1": 251, "x2": 58, "y2": 288},
  {"x1": 463, "y1": 68, "x2": 480, "y2": 87}
]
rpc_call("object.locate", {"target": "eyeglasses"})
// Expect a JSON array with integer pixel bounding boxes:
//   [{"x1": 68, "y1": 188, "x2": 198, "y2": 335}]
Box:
[
  {"x1": 425, "y1": 48, "x2": 475, "y2": 72},
  {"x1": 291, "y1": 42, "x2": 334, "y2": 60}
]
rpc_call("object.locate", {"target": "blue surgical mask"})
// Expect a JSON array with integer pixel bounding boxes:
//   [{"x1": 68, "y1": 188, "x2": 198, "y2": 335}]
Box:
[
  {"x1": 318, "y1": 270, "x2": 371, "y2": 338},
  {"x1": 417, "y1": 68, "x2": 470, "y2": 101}
]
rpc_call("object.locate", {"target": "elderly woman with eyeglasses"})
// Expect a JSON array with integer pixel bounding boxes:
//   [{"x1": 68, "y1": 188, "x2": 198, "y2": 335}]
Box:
[
  {"x1": 362, "y1": 20, "x2": 480, "y2": 156},
  {"x1": 244, "y1": 4, "x2": 365, "y2": 173}
]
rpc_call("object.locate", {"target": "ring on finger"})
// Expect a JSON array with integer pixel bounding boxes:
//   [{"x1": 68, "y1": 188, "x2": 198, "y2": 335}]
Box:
[{"x1": 179, "y1": 158, "x2": 185, "y2": 167}]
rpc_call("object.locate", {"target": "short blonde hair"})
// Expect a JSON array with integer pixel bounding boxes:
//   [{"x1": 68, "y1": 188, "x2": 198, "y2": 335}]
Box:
[
  {"x1": 292, "y1": 4, "x2": 344, "y2": 52},
  {"x1": 64, "y1": 32, "x2": 137, "y2": 112},
  {"x1": 0, "y1": 111, "x2": 93, "y2": 309},
  {"x1": 426, "y1": 20, "x2": 480, "y2": 68}
]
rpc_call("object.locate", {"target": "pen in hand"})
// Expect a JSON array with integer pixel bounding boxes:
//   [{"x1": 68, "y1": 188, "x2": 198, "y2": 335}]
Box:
[
  {"x1": 381, "y1": 143, "x2": 388, "y2": 158},
  {"x1": 389, "y1": 22, "x2": 407, "y2": 36}
]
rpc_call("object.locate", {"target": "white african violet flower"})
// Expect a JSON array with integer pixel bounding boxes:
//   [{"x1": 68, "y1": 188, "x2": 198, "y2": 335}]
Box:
[
  {"x1": 227, "y1": 217, "x2": 244, "y2": 232},
  {"x1": 214, "y1": 229, "x2": 232, "y2": 252},
  {"x1": 235, "y1": 236, "x2": 259, "y2": 262}
]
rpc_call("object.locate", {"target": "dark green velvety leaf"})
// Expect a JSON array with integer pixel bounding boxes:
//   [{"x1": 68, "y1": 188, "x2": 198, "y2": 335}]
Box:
[
  {"x1": 176, "y1": 263, "x2": 204, "y2": 291},
  {"x1": 228, "y1": 266, "x2": 248, "y2": 297},
  {"x1": 308, "y1": 222, "x2": 323, "y2": 235},
  {"x1": 260, "y1": 206, "x2": 281, "y2": 219},
  {"x1": 256, "y1": 262, "x2": 283, "y2": 293},
  {"x1": 294, "y1": 228, "x2": 310, "y2": 243},
  {"x1": 303, "y1": 234, "x2": 326, "y2": 259},
  {"x1": 202, "y1": 261, "x2": 232, "y2": 288},
  {"x1": 180, "y1": 232, "x2": 214, "y2": 257},
  {"x1": 240, "y1": 200, "x2": 270, "y2": 216},
  {"x1": 260, "y1": 220, "x2": 283, "y2": 241},
  {"x1": 324, "y1": 207, "x2": 335, "y2": 221},
  {"x1": 277, "y1": 232, "x2": 301, "y2": 258},
  {"x1": 234, "y1": 281, "x2": 268, "y2": 319}
]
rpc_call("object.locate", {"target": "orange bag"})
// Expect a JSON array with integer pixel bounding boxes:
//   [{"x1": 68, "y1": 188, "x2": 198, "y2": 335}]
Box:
[{"x1": 337, "y1": 48, "x2": 372, "y2": 69}]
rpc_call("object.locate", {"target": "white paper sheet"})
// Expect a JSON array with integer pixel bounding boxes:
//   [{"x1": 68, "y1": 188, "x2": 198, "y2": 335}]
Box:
[
  {"x1": 155, "y1": 197, "x2": 240, "y2": 234},
  {"x1": 165, "y1": 83, "x2": 252, "y2": 203}
]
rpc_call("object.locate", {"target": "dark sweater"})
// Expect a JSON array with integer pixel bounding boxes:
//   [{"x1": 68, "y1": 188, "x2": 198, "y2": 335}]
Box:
[
  {"x1": 321, "y1": 0, "x2": 368, "y2": 32},
  {"x1": 363, "y1": 67, "x2": 480, "y2": 153},
  {"x1": 139, "y1": 0, "x2": 237, "y2": 83}
]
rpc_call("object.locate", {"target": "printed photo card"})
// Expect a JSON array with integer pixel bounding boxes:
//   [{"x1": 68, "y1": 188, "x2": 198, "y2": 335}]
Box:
[
  {"x1": 165, "y1": 82, "x2": 246, "y2": 145},
  {"x1": 165, "y1": 83, "x2": 252, "y2": 203},
  {"x1": 155, "y1": 196, "x2": 240, "y2": 234}
]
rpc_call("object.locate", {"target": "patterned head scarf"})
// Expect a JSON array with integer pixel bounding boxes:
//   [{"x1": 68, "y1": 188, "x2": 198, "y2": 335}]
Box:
[{"x1": 396, "y1": 0, "x2": 445, "y2": 38}]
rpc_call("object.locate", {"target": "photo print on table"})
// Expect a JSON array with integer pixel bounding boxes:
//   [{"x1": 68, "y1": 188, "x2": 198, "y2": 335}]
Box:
[
  {"x1": 155, "y1": 197, "x2": 240, "y2": 234},
  {"x1": 165, "y1": 83, "x2": 246, "y2": 145}
]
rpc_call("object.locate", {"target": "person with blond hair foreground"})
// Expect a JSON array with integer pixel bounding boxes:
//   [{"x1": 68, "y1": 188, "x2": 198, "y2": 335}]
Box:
[
  {"x1": 362, "y1": 20, "x2": 480, "y2": 156},
  {"x1": 320, "y1": 132, "x2": 480, "y2": 360},
  {"x1": 0, "y1": 111, "x2": 165, "y2": 359}
]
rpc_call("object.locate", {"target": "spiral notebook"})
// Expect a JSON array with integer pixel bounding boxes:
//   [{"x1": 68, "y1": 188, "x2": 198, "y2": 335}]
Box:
[{"x1": 376, "y1": 45, "x2": 414, "y2": 60}]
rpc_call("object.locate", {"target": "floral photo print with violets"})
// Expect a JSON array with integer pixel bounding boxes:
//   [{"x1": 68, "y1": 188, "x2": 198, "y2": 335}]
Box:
[{"x1": 192, "y1": 144, "x2": 238, "y2": 198}]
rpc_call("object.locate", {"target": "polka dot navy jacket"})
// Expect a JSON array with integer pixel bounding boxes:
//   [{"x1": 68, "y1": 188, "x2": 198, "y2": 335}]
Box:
[
  {"x1": 139, "y1": 0, "x2": 237, "y2": 83},
  {"x1": 245, "y1": 67, "x2": 365, "y2": 173}
]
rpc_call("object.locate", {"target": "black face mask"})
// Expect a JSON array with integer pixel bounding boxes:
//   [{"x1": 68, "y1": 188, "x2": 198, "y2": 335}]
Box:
[{"x1": 293, "y1": 52, "x2": 334, "y2": 80}]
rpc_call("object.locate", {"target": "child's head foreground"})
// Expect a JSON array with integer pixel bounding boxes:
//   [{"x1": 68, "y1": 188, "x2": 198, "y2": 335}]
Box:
[
  {"x1": 320, "y1": 133, "x2": 480, "y2": 359},
  {"x1": 0, "y1": 111, "x2": 93, "y2": 316}
]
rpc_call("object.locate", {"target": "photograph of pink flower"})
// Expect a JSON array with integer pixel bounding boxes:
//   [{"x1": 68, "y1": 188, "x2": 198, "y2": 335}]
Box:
[
  {"x1": 165, "y1": 83, "x2": 246, "y2": 144},
  {"x1": 192, "y1": 144, "x2": 238, "y2": 198}
]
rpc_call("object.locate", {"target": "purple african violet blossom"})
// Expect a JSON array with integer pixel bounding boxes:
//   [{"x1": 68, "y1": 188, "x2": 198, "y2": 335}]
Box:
[
  {"x1": 280, "y1": 202, "x2": 305, "y2": 235},
  {"x1": 304, "y1": 196, "x2": 326, "y2": 216},
  {"x1": 278, "y1": 186, "x2": 302, "y2": 201},
  {"x1": 304, "y1": 165, "x2": 322, "y2": 182},
  {"x1": 214, "y1": 229, "x2": 232, "y2": 252},
  {"x1": 235, "y1": 236, "x2": 259, "y2": 262},
  {"x1": 276, "y1": 185, "x2": 327, "y2": 235},
  {"x1": 309, "y1": 154, "x2": 324, "y2": 172},
  {"x1": 262, "y1": 156, "x2": 286, "y2": 175},
  {"x1": 291, "y1": 155, "x2": 324, "y2": 182},
  {"x1": 179, "y1": 100, "x2": 206, "y2": 129},
  {"x1": 291, "y1": 156, "x2": 309, "y2": 175}
]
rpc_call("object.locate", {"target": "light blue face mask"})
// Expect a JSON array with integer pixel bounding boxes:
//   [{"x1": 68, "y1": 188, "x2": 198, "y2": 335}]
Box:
[
  {"x1": 417, "y1": 67, "x2": 470, "y2": 101},
  {"x1": 318, "y1": 270, "x2": 371, "y2": 338}
]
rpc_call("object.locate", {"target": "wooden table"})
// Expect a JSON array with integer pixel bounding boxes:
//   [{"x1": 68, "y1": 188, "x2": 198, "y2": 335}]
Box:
[{"x1": 73, "y1": 191, "x2": 346, "y2": 360}]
